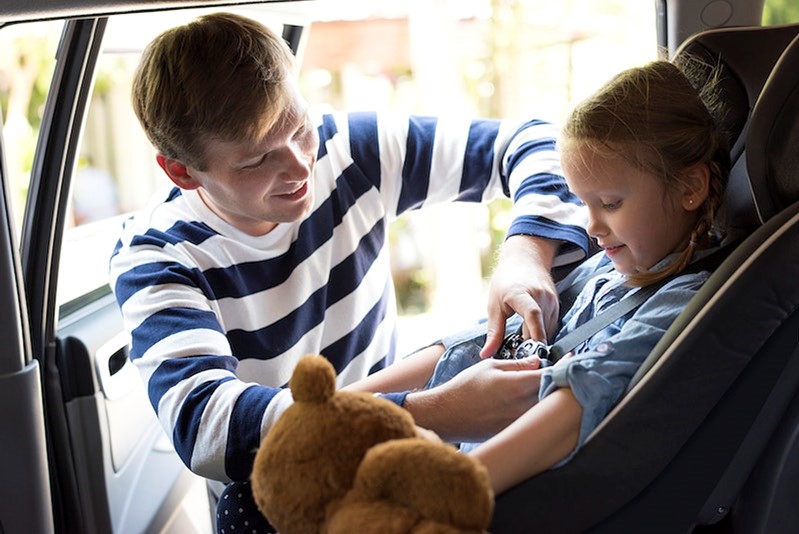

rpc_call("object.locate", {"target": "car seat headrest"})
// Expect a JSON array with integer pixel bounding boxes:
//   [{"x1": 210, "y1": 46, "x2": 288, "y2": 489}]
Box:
[
  {"x1": 746, "y1": 31, "x2": 799, "y2": 221},
  {"x1": 674, "y1": 23, "x2": 799, "y2": 231}
]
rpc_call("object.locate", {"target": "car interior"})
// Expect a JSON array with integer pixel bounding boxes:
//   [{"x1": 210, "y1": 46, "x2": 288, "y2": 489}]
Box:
[{"x1": 1, "y1": 1, "x2": 798, "y2": 533}]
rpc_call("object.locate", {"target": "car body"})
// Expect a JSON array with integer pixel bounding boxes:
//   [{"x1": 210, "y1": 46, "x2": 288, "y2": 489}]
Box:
[{"x1": 0, "y1": 0, "x2": 796, "y2": 532}]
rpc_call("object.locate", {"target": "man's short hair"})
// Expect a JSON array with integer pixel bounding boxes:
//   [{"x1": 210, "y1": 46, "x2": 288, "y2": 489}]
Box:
[{"x1": 131, "y1": 12, "x2": 295, "y2": 170}]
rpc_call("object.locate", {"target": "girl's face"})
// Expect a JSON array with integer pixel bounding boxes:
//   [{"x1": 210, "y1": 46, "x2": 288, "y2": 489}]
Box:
[{"x1": 562, "y1": 143, "x2": 702, "y2": 276}]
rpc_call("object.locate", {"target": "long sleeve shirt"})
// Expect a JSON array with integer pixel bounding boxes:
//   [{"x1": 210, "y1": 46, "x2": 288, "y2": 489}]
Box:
[
  {"x1": 541, "y1": 252, "x2": 711, "y2": 463},
  {"x1": 109, "y1": 111, "x2": 589, "y2": 482}
]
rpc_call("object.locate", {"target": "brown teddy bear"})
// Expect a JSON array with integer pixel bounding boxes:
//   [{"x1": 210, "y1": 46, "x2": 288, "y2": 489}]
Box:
[{"x1": 251, "y1": 354, "x2": 494, "y2": 534}]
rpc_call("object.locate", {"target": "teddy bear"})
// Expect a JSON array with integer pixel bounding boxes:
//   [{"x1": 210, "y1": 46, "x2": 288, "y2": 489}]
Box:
[{"x1": 250, "y1": 354, "x2": 494, "y2": 534}]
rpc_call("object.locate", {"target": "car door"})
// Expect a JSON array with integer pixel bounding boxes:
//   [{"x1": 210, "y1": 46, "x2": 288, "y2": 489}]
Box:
[
  {"x1": 0, "y1": 5, "x2": 310, "y2": 533},
  {"x1": 12, "y1": 15, "x2": 206, "y2": 534},
  {"x1": 0, "y1": 72, "x2": 53, "y2": 534}
]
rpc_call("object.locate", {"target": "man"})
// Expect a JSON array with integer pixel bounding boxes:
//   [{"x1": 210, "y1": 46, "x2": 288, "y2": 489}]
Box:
[{"x1": 109, "y1": 11, "x2": 588, "y2": 527}]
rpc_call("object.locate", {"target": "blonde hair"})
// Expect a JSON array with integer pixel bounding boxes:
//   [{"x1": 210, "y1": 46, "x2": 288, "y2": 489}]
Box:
[
  {"x1": 131, "y1": 12, "x2": 295, "y2": 170},
  {"x1": 562, "y1": 60, "x2": 730, "y2": 286}
]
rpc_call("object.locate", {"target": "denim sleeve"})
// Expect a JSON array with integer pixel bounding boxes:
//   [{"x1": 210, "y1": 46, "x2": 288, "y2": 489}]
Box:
[{"x1": 539, "y1": 271, "x2": 710, "y2": 465}]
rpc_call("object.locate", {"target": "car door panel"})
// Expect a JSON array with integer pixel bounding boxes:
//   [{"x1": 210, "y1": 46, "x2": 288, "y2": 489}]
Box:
[
  {"x1": 57, "y1": 293, "x2": 209, "y2": 533},
  {"x1": 0, "y1": 98, "x2": 54, "y2": 532},
  {"x1": 14, "y1": 15, "x2": 211, "y2": 532}
]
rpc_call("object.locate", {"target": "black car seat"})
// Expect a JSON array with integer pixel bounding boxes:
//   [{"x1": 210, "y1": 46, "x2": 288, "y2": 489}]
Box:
[{"x1": 489, "y1": 24, "x2": 799, "y2": 534}]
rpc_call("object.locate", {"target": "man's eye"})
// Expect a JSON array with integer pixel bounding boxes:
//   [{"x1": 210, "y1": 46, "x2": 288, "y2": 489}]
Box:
[
  {"x1": 293, "y1": 122, "x2": 310, "y2": 140},
  {"x1": 244, "y1": 154, "x2": 269, "y2": 169}
]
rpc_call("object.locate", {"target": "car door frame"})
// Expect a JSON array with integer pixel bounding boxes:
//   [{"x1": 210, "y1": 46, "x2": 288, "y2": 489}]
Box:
[
  {"x1": 18, "y1": 16, "x2": 110, "y2": 533},
  {"x1": 10, "y1": 8, "x2": 309, "y2": 532}
]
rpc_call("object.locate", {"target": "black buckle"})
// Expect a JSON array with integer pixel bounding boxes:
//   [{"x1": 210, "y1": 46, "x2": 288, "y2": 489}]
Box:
[{"x1": 496, "y1": 330, "x2": 550, "y2": 360}]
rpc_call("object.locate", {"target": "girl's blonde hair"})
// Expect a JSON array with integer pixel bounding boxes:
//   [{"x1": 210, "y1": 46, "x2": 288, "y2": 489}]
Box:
[{"x1": 562, "y1": 59, "x2": 731, "y2": 286}]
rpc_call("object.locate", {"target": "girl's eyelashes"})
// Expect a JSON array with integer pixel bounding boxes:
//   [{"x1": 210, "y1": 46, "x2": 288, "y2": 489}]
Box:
[{"x1": 601, "y1": 199, "x2": 622, "y2": 211}]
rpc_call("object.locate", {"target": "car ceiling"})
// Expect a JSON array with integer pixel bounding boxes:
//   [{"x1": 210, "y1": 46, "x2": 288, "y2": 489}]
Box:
[
  {"x1": 0, "y1": 0, "x2": 768, "y2": 57},
  {"x1": 0, "y1": 0, "x2": 315, "y2": 24}
]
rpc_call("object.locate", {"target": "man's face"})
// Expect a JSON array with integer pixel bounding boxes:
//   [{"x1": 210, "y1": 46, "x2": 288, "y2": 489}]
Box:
[{"x1": 186, "y1": 87, "x2": 319, "y2": 236}]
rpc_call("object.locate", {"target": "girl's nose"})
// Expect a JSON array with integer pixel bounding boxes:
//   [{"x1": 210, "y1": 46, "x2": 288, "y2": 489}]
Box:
[{"x1": 586, "y1": 210, "x2": 607, "y2": 238}]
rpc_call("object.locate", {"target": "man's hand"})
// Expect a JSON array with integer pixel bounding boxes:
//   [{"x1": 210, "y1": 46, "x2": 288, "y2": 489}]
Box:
[
  {"x1": 403, "y1": 356, "x2": 543, "y2": 442},
  {"x1": 481, "y1": 235, "x2": 560, "y2": 357}
]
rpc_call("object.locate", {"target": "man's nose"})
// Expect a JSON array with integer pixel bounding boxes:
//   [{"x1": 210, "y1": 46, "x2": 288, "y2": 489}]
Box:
[{"x1": 283, "y1": 143, "x2": 312, "y2": 179}]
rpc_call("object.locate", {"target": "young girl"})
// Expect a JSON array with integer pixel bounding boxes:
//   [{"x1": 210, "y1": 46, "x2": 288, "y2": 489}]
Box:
[
  {"x1": 348, "y1": 58, "x2": 731, "y2": 495},
  {"x1": 469, "y1": 58, "x2": 731, "y2": 492}
]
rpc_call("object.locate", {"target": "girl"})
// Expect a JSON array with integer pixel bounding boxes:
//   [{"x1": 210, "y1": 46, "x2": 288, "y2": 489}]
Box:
[
  {"x1": 471, "y1": 58, "x2": 731, "y2": 492},
  {"x1": 349, "y1": 58, "x2": 731, "y2": 495}
]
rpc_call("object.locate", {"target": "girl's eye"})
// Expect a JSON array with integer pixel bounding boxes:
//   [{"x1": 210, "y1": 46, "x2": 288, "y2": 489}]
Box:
[{"x1": 601, "y1": 200, "x2": 622, "y2": 211}]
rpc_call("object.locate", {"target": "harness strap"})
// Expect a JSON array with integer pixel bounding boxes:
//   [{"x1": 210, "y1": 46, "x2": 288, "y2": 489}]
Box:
[
  {"x1": 548, "y1": 282, "x2": 658, "y2": 361},
  {"x1": 501, "y1": 242, "x2": 738, "y2": 363}
]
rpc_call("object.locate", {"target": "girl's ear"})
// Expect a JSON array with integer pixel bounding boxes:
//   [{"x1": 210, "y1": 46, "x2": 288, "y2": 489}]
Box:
[
  {"x1": 156, "y1": 154, "x2": 201, "y2": 190},
  {"x1": 681, "y1": 162, "x2": 711, "y2": 211}
]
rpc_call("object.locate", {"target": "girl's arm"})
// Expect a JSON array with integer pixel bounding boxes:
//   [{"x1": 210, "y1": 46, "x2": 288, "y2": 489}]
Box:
[
  {"x1": 471, "y1": 387, "x2": 583, "y2": 495},
  {"x1": 342, "y1": 344, "x2": 445, "y2": 393}
]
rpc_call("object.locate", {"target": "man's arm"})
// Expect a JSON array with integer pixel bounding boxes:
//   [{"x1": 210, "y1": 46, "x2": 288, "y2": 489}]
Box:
[
  {"x1": 401, "y1": 356, "x2": 543, "y2": 443},
  {"x1": 483, "y1": 119, "x2": 589, "y2": 350},
  {"x1": 481, "y1": 234, "x2": 560, "y2": 356},
  {"x1": 109, "y1": 212, "x2": 289, "y2": 484}
]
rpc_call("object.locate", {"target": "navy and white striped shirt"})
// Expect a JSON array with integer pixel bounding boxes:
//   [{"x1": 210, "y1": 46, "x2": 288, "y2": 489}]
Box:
[{"x1": 109, "y1": 111, "x2": 588, "y2": 482}]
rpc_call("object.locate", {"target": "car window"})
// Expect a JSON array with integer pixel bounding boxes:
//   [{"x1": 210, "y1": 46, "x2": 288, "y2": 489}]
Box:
[
  {"x1": 0, "y1": 20, "x2": 60, "y2": 235},
  {"x1": 762, "y1": 0, "x2": 799, "y2": 24},
  {"x1": 2, "y1": 0, "x2": 657, "y2": 349}
]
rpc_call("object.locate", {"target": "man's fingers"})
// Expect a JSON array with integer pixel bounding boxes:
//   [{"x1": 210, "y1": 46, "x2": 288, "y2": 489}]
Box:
[
  {"x1": 522, "y1": 313, "x2": 547, "y2": 342},
  {"x1": 492, "y1": 355, "x2": 541, "y2": 371},
  {"x1": 480, "y1": 314, "x2": 507, "y2": 358}
]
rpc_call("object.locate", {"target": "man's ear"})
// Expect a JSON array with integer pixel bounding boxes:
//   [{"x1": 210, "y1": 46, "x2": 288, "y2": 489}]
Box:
[
  {"x1": 156, "y1": 154, "x2": 201, "y2": 190},
  {"x1": 681, "y1": 162, "x2": 711, "y2": 211}
]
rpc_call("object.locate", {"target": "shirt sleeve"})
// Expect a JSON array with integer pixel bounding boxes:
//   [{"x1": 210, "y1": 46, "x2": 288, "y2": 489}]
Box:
[
  {"x1": 331, "y1": 111, "x2": 589, "y2": 264},
  {"x1": 539, "y1": 271, "x2": 711, "y2": 464},
  {"x1": 109, "y1": 222, "x2": 288, "y2": 483},
  {"x1": 501, "y1": 120, "x2": 589, "y2": 265}
]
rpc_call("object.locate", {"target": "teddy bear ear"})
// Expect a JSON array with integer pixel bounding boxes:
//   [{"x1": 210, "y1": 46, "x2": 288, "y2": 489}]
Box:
[{"x1": 289, "y1": 354, "x2": 336, "y2": 403}]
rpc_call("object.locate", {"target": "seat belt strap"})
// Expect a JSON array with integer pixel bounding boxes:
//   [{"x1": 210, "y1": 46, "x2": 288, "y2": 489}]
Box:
[
  {"x1": 499, "y1": 241, "x2": 738, "y2": 363},
  {"x1": 547, "y1": 283, "x2": 659, "y2": 361}
]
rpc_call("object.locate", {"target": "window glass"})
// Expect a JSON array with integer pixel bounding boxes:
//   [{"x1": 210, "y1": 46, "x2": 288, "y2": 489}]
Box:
[
  {"x1": 3, "y1": 1, "x2": 657, "y2": 350},
  {"x1": 0, "y1": 20, "x2": 60, "y2": 234},
  {"x1": 762, "y1": 0, "x2": 799, "y2": 25}
]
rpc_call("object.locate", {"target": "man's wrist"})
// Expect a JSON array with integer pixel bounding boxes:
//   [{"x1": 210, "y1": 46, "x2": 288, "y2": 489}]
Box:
[
  {"x1": 502, "y1": 234, "x2": 559, "y2": 270},
  {"x1": 377, "y1": 390, "x2": 410, "y2": 407},
  {"x1": 403, "y1": 389, "x2": 461, "y2": 442}
]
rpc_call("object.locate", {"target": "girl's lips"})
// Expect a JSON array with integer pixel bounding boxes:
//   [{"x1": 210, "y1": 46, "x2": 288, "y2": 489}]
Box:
[
  {"x1": 276, "y1": 182, "x2": 308, "y2": 201},
  {"x1": 604, "y1": 244, "x2": 625, "y2": 257}
]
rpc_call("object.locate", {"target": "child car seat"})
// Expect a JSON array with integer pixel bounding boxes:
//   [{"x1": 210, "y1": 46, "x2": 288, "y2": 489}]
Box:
[{"x1": 490, "y1": 23, "x2": 799, "y2": 533}]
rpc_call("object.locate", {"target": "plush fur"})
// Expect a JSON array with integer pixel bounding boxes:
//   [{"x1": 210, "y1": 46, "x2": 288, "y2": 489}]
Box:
[{"x1": 251, "y1": 355, "x2": 493, "y2": 534}]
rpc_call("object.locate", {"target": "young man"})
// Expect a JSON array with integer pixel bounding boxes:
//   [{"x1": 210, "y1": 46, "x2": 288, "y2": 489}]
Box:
[{"x1": 109, "y1": 11, "x2": 588, "y2": 523}]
